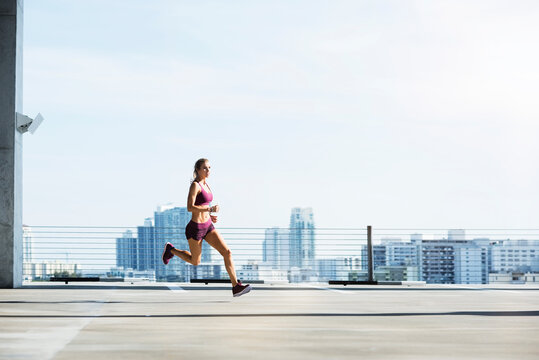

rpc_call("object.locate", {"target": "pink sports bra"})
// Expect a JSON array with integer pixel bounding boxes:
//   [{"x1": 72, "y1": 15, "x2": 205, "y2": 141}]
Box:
[{"x1": 194, "y1": 181, "x2": 213, "y2": 206}]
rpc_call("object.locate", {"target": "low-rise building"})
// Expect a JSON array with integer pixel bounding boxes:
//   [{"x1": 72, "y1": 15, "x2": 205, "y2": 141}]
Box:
[
  {"x1": 23, "y1": 261, "x2": 80, "y2": 280},
  {"x1": 316, "y1": 257, "x2": 362, "y2": 281},
  {"x1": 374, "y1": 266, "x2": 419, "y2": 282},
  {"x1": 489, "y1": 272, "x2": 539, "y2": 284}
]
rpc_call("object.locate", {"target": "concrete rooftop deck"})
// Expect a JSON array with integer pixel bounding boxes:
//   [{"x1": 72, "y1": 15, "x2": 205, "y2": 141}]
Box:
[{"x1": 1, "y1": 283, "x2": 538, "y2": 359}]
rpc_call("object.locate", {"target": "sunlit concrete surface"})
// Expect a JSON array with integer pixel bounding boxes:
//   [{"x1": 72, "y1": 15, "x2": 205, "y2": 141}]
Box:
[{"x1": 1, "y1": 283, "x2": 538, "y2": 359}]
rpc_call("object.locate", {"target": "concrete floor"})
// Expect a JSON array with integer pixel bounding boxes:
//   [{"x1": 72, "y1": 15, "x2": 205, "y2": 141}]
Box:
[{"x1": 0, "y1": 283, "x2": 538, "y2": 359}]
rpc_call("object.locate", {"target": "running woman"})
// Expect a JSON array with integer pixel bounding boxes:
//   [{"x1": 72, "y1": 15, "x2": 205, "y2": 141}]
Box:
[{"x1": 162, "y1": 158, "x2": 252, "y2": 297}]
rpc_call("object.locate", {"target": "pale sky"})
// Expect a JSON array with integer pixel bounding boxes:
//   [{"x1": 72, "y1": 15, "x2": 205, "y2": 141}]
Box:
[{"x1": 22, "y1": 0, "x2": 539, "y2": 230}]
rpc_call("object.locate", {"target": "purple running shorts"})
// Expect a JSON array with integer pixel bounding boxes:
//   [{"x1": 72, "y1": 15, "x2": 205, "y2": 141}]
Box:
[{"x1": 185, "y1": 218, "x2": 215, "y2": 241}]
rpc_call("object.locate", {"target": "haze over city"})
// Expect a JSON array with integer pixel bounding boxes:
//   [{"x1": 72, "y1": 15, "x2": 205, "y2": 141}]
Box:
[{"x1": 21, "y1": 0, "x2": 539, "y2": 229}]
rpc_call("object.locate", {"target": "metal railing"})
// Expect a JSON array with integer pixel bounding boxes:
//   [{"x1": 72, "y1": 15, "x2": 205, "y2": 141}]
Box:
[{"x1": 22, "y1": 226, "x2": 539, "y2": 285}]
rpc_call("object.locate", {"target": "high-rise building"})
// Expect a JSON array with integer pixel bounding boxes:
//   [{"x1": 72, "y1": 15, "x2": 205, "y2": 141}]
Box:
[
  {"x1": 289, "y1": 207, "x2": 315, "y2": 270},
  {"x1": 116, "y1": 230, "x2": 137, "y2": 269},
  {"x1": 137, "y1": 218, "x2": 156, "y2": 271},
  {"x1": 263, "y1": 227, "x2": 290, "y2": 269}
]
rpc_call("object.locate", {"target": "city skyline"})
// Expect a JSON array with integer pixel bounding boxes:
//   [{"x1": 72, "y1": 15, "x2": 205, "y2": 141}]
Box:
[
  {"x1": 21, "y1": 195, "x2": 539, "y2": 283},
  {"x1": 21, "y1": 1, "x2": 539, "y2": 230},
  {"x1": 109, "y1": 203, "x2": 539, "y2": 284},
  {"x1": 22, "y1": 201, "x2": 539, "y2": 279},
  {"x1": 24, "y1": 215, "x2": 539, "y2": 284}
]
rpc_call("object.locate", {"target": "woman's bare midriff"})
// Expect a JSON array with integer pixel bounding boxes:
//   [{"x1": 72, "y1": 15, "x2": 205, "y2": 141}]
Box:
[{"x1": 191, "y1": 212, "x2": 210, "y2": 224}]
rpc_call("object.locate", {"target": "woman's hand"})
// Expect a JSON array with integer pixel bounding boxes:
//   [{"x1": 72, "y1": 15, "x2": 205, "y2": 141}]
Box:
[
  {"x1": 211, "y1": 204, "x2": 220, "y2": 213},
  {"x1": 210, "y1": 215, "x2": 218, "y2": 223}
]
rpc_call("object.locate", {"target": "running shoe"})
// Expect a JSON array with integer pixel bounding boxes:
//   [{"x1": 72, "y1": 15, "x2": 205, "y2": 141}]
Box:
[
  {"x1": 232, "y1": 281, "x2": 252, "y2": 297},
  {"x1": 162, "y1": 242, "x2": 175, "y2": 265}
]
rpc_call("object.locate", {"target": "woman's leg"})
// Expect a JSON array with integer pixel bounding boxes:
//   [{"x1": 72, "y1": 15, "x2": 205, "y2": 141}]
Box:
[
  {"x1": 171, "y1": 239, "x2": 202, "y2": 265},
  {"x1": 204, "y1": 230, "x2": 238, "y2": 286}
]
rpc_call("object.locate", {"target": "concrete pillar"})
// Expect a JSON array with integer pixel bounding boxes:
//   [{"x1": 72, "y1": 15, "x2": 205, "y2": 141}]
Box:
[{"x1": 0, "y1": 0, "x2": 23, "y2": 288}]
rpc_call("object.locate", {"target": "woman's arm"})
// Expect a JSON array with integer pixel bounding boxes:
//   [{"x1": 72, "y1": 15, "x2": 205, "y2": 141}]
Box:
[{"x1": 187, "y1": 182, "x2": 213, "y2": 213}]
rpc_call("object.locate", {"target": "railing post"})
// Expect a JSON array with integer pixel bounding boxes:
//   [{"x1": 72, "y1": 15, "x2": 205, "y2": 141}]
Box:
[{"x1": 367, "y1": 225, "x2": 374, "y2": 283}]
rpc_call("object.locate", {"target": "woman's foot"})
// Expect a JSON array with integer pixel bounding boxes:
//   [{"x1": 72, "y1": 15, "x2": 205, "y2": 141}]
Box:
[
  {"x1": 232, "y1": 281, "x2": 252, "y2": 297},
  {"x1": 162, "y1": 242, "x2": 175, "y2": 265}
]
